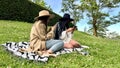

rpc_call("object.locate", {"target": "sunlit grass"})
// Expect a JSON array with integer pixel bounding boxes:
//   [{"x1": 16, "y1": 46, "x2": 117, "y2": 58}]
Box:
[{"x1": 0, "y1": 20, "x2": 120, "y2": 68}]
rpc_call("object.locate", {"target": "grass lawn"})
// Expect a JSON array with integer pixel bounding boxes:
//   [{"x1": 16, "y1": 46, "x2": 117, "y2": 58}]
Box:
[{"x1": 0, "y1": 20, "x2": 120, "y2": 68}]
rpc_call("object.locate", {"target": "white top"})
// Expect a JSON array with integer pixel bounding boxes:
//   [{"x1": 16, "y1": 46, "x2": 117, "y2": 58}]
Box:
[{"x1": 60, "y1": 31, "x2": 73, "y2": 43}]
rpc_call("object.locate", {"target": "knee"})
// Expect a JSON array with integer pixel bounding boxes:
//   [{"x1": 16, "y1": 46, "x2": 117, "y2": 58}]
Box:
[
  {"x1": 57, "y1": 40, "x2": 64, "y2": 44},
  {"x1": 58, "y1": 40, "x2": 63, "y2": 42},
  {"x1": 55, "y1": 40, "x2": 64, "y2": 47}
]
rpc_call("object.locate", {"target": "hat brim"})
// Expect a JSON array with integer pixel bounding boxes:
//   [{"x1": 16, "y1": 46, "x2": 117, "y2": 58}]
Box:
[
  {"x1": 59, "y1": 18, "x2": 74, "y2": 21},
  {"x1": 38, "y1": 14, "x2": 54, "y2": 19}
]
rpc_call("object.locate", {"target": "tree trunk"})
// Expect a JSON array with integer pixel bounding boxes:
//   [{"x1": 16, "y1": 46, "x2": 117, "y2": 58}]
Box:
[{"x1": 93, "y1": 19, "x2": 98, "y2": 37}]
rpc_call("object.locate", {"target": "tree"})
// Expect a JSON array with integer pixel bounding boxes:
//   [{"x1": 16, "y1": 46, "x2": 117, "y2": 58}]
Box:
[
  {"x1": 87, "y1": 14, "x2": 115, "y2": 37},
  {"x1": 29, "y1": 0, "x2": 52, "y2": 11},
  {"x1": 79, "y1": 0, "x2": 120, "y2": 37},
  {"x1": 61, "y1": 0, "x2": 83, "y2": 25},
  {"x1": 61, "y1": 0, "x2": 120, "y2": 37},
  {"x1": 84, "y1": 26, "x2": 87, "y2": 33},
  {"x1": 110, "y1": 12, "x2": 120, "y2": 23}
]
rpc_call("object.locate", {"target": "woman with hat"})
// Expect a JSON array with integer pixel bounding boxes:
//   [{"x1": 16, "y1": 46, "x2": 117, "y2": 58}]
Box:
[
  {"x1": 54, "y1": 13, "x2": 81, "y2": 48},
  {"x1": 20, "y1": 10, "x2": 64, "y2": 57}
]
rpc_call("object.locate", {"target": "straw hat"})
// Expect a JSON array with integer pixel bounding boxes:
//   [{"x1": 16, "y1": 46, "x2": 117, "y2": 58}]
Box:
[{"x1": 37, "y1": 10, "x2": 54, "y2": 19}]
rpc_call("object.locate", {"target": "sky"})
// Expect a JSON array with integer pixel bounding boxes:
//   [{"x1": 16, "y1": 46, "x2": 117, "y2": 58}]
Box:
[{"x1": 45, "y1": 0, "x2": 120, "y2": 35}]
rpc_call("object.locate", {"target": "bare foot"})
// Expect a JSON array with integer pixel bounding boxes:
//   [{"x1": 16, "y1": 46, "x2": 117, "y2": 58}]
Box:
[{"x1": 42, "y1": 51, "x2": 57, "y2": 57}]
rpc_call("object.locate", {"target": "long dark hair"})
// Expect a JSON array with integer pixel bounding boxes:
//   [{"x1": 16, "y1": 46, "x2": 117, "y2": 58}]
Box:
[{"x1": 59, "y1": 19, "x2": 70, "y2": 29}]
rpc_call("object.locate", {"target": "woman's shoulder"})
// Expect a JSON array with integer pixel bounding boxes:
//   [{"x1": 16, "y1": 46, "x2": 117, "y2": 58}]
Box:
[
  {"x1": 34, "y1": 21, "x2": 45, "y2": 26},
  {"x1": 34, "y1": 21, "x2": 42, "y2": 24}
]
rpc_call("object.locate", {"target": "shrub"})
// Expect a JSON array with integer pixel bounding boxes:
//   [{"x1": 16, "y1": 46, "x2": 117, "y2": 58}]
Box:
[{"x1": 0, "y1": 0, "x2": 61, "y2": 25}]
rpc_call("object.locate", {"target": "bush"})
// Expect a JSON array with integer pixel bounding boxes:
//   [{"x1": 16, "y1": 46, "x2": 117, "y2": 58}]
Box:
[{"x1": 0, "y1": 0, "x2": 61, "y2": 25}]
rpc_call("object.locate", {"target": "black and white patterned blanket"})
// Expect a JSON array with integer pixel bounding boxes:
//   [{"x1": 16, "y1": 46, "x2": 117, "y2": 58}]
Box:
[{"x1": 1, "y1": 42, "x2": 89, "y2": 62}]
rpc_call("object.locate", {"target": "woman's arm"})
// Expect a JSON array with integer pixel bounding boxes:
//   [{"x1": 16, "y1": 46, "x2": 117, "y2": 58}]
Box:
[
  {"x1": 66, "y1": 28, "x2": 74, "y2": 32},
  {"x1": 35, "y1": 22, "x2": 47, "y2": 41}
]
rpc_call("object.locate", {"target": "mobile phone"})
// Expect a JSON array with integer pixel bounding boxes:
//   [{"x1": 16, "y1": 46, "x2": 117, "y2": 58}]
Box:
[{"x1": 73, "y1": 26, "x2": 77, "y2": 30}]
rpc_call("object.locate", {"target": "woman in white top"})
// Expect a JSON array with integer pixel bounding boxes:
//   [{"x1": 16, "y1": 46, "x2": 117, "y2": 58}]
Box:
[{"x1": 54, "y1": 13, "x2": 81, "y2": 48}]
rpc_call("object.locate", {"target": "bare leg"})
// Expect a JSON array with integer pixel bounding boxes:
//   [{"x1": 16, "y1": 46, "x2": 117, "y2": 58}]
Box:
[
  {"x1": 69, "y1": 39, "x2": 81, "y2": 48},
  {"x1": 64, "y1": 43, "x2": 74, "y2": 48}
]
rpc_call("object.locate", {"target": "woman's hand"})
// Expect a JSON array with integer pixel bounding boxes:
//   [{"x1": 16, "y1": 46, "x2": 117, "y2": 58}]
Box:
[
  {"x1": 51, "y1": 26, "x2": 55, "y2": 31},
  {"x1": 51, "y1": 24, "x2": 57, "y2": 31}
]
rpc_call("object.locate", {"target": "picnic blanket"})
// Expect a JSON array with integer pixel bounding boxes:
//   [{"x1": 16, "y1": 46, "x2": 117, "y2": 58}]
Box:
[{"x1": 1, "y1": 42, "x2": 89, "y2": 63}]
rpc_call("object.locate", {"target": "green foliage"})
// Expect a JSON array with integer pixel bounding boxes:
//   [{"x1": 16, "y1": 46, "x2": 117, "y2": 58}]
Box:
[
  {"x1": 0, "y1": 0, "x2": 61, "y2": 25},
  {"x1": 68, "y1": 23, "x2": 75, "y2": 27},
  {"x1": 110, "y1": 12, "x2": 120, "y2": 23},
  {"x1": 0, "y1": 20, "x2": 120, "y2": 68},
  {"x1": 29, "y1": 0, "x2": 52, "y2": 11},
  {"x1": 80, "y1": 0, "x2": 120, "y2": 37},
  {"x1": 61, "y1": 0, "x2": 120, "y2": 37},
  {"x1": 61, "y1": 0, "x2": 83, "y2": 24}
]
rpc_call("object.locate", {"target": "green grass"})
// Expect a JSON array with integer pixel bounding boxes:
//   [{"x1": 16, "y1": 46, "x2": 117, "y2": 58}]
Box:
[{"x1": 0, "y1": 20, "x2": 120, "y2": 68}]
